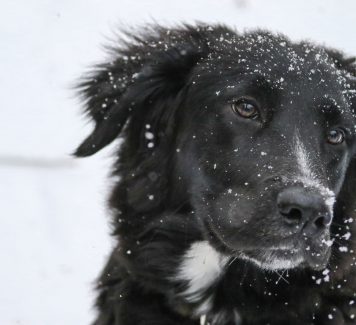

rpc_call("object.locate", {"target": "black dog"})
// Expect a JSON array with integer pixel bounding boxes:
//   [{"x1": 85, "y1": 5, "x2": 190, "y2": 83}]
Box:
[{"x1": 75, "y1": 24, "x2": 356, "y2": 325}]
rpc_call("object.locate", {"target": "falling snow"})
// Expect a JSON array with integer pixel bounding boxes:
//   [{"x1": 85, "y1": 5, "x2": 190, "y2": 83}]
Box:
[
  {"x1": 145, "y1": 132, "x2": 154, "y2": 140},
  {"x1": 7, "y1": 1, "x2": 356, "y2": 325}
]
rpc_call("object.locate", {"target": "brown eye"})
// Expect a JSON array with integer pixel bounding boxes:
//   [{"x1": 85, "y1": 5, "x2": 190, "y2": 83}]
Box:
[
  {"x1": 231, "y1": 98, "x2": 259, "y2": 118},
  {"x1": 327, "y1": 128, "x2": 345, "y2": 145}
]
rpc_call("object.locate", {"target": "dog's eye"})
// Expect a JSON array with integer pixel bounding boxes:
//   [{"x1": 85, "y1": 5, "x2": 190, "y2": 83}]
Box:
[
  {"x1": 327, "y1": 128, "x2": 345, "y2": 145},
  {"x1": 231, "y1": 98, "x2": 259, "y2": 119}
]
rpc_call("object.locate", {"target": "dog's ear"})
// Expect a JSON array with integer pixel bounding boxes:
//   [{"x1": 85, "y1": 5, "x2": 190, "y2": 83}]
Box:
[
  {"x1": 325, "y1": 49, "x2": 356, "y2": 110},
  {"x1": 74, "y1": 27, "x2": 208, "y2": 157},
  {"x1": 325, "y1": 49, "x2": 356, "y2": 73}
]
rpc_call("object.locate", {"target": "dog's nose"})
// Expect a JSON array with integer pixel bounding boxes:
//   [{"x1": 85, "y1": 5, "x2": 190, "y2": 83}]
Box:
[{"x1": 277, "y1": 187, "x2": 332, "y2": 235}]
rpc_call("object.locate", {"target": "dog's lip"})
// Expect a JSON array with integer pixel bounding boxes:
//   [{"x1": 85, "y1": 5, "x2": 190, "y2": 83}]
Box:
[
  {"x1": 299, "y1": 245, "x2": 331, "y2": 270},
  {"x1": 240, "y1": 242, "x2": 331, "y2": 270},
  {"x1": 204, "y1": 218, "x2": 331, "y2": 270}
]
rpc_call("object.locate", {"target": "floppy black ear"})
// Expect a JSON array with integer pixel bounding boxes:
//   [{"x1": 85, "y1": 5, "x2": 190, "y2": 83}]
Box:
[
  {"x1": 325, "y1": 49, "x2": 356, "y2": 110},
  {"x1": 325, "y1": 49, "x2": 356, "y2": 73},
  {"x1": 74, "y1": 26, "x2": 208, "y2": 157}
]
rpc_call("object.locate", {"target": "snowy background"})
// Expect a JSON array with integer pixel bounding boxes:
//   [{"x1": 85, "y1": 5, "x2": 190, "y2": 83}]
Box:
[{"x1": 1, "y1": 1, "x2": 355, "y2": 324}]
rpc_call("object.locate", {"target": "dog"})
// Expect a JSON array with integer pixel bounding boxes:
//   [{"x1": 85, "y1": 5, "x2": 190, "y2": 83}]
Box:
[{"x1": 75, "y1": 24, "x2": 356, "y2": 325}]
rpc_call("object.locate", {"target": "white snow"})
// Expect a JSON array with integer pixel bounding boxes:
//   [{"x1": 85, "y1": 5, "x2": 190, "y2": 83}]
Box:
[
  {"x1": 2, "y1": 1, "x2": 356, "y2": 325},
  {"x1": 322, "y1": 239, "x2": 334, "y2": 247},
  {"x1": 145, "y1": 132, "x2": 155, "y2": 140}
]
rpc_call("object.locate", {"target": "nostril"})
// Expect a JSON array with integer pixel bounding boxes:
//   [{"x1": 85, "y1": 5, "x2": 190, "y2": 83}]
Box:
[
  {"x1": 288, "y1": 208, "x2": 302, "y2": 221},
  {"x1": 313, "y1": 214, "x2": 332, "y2": 228},
  {"x1": 302, "y1": 214, "x2": 332, "y2": 236},
  {"x1": 314, "y1": 215, "x2": 326, "y2": 229},
  {"x1": 280, "y1": 207, "x2": 303, "y2": 224}
]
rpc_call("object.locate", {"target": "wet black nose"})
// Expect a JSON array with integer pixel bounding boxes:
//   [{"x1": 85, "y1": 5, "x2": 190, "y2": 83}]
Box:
[{"x1": 277, "y1": 187, "x2": 332, "y2": 235}]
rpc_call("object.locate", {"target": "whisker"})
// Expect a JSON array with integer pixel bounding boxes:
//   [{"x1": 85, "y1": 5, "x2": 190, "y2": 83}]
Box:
[
  {"x1": 275, "y1": 270, "x2": 290, "y2": 285},
  {"x1": 229, "y1": 256, "x2": 239, "y2": 266}
]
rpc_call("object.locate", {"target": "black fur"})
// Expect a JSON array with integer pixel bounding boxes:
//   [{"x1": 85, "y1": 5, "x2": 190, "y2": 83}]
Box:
[{"x1": 75, "y1": 24, "x2": 356, "y2": 324}]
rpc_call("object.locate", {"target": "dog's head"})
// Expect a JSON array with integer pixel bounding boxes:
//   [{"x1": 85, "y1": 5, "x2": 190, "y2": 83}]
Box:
[{"x1": 75, "y1": 25, "x2": 356, "y2": 271}]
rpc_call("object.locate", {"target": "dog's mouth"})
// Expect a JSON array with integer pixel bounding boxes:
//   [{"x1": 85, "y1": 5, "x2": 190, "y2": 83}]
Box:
[
  {"x1": 239, "y1": 244, "x2": 331, "y2": 271},
  {"x1": 205, "y1": 219, "x2": 332, "y2": 271}
]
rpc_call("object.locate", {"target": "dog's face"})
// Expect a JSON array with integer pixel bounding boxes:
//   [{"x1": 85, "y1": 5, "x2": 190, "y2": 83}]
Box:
[
  {"x1": 175, "y1": 35, "x2": 356, "y2": 271},
  {"x1": 75, "y1": 27, "x2": 356, "y2": 272}
]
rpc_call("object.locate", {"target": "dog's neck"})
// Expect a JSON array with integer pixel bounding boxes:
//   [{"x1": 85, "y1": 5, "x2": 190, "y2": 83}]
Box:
[
  {"x1": 172, "y1": 239, "x2": 318, "y2": 324},
  {"x1": 174, "y1": 241, "x2": 235, "y2": 322},
  {"x1": 176, "y1": 241, "x2": 228, "y2": 305}
]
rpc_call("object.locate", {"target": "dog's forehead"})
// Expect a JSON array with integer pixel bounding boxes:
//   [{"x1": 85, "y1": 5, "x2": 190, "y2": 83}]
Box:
[
  {"x1": 197, "y1": 32, "x2": 355, "y2": 117},
  {"x1": 206, "y1": 32, "x2": 350, "y2": 92}
]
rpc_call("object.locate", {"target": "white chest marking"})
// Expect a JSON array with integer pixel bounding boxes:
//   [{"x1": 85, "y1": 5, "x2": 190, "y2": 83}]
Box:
[{"x1": 176, "y1": 241, "x2": 228, "y2": 303}]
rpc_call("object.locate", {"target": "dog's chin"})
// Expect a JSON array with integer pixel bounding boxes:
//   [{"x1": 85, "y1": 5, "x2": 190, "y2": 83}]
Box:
[
  {"x1": 239, "y1": 246, "x2": 331, "y2": 271},
  {"x1": 205, "y1": 219, "x2": 331, "y2": 271}
]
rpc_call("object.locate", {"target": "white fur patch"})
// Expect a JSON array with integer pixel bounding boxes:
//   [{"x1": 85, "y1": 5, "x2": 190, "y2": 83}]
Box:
[
  {"x1": 295, "y1": 135, "x2": 316, "y2": 181},
  {"x1": 294, "y1": 135, "x2": 335, "y2": 215},
  {"x1": 239, "y1": 252, "x2": 304, "y2": 270},
  {"x1": 200, "y1": 309, "x2": 242, "y2": 325},
  {"x1": 176, "y1": 241, "x2": 228, "y2": 303},
  {"x1": 200, "y1": 314, "x2": 207, "y2": 325}
]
